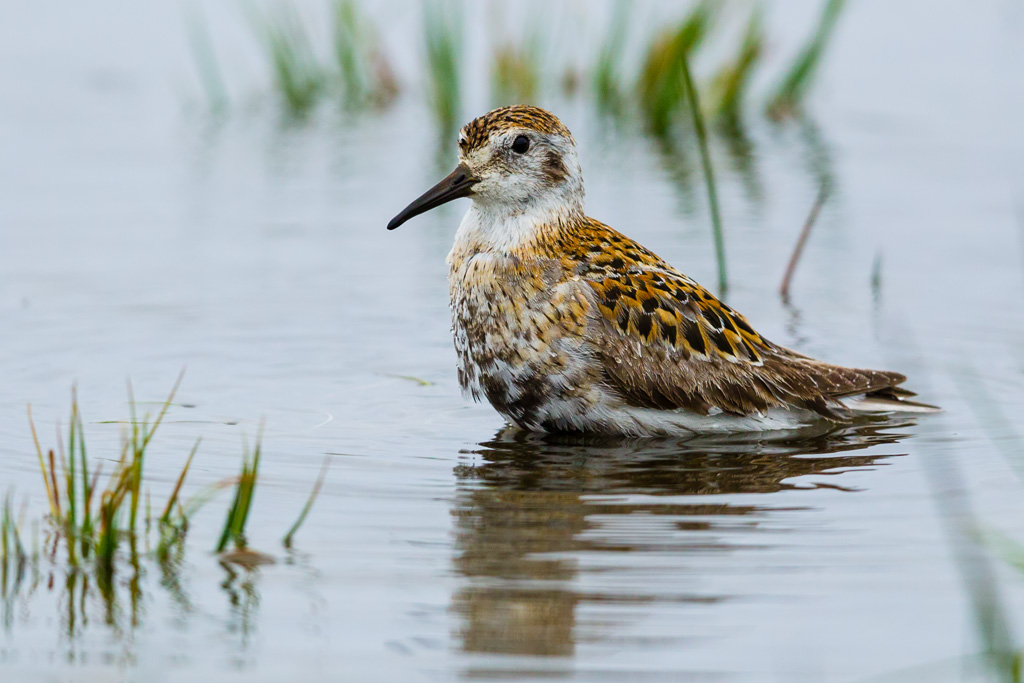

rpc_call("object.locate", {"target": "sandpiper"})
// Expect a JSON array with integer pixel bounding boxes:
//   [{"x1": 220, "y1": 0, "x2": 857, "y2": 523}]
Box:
[{"x1": 388, "y1": 105, "x2": 933, "y2": 436}]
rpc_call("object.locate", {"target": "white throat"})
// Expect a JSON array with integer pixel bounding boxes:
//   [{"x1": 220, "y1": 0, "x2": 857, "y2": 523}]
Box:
[{"x1": 454, "y1": 194, "x2": 582, "y2": 253}]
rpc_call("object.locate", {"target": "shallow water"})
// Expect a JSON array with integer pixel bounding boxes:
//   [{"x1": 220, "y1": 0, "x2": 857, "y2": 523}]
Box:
[{"x1": 2, "y1": 1, "x2": 1024, "y2": 681}]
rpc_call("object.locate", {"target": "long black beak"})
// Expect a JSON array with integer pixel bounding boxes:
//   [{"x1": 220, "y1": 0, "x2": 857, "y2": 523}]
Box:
[{"x1": 387, "y1": 163, "x2": 477, "y2": 230}]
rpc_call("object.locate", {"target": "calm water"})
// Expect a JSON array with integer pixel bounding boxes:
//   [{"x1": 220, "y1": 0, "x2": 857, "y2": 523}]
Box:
[{"x1": 2, "y1": 1, "x2": 1024, "y2": 681}]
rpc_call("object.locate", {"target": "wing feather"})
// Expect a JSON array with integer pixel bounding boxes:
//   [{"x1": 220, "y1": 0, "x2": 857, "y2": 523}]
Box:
[{"x1": 569, "y1": 221, "x2": 906, "y2": 421}]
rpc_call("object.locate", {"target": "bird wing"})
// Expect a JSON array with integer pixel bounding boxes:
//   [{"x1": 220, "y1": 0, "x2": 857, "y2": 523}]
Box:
[{"x1": 577, "y1": 241, "x2": 906, "y2": 420}]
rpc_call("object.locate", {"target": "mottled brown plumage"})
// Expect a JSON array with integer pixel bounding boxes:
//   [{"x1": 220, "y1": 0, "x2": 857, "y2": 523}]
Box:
[
  {"x1": 459, "y1": 106, "x2": 573, "y2": 155},
  {"x1": 555, "y1": 218, "x2": 911, "y2": 421}
]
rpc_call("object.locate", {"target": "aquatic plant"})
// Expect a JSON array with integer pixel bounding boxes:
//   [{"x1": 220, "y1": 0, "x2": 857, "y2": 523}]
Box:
[
  {"x1": 333, "y1": 0, "x2": 371, "y2": 104},
  {"x1": 491, "y1": 38, "x2": 541, "y2": 107},
  {"x1": 636, "y1": 1, "x2": 715, "y2": 138},
  {"x1": 423, "y1": 0, "x2": 463, "y2": 136},
  {"x1": 188, "y1": 0, "x2": 849, "y2": 139},
  {"x1": 678, "y1": 48, "x2": 728, "y2": 295},
  {"x1": 779, "y1": 183, "x2": 830, "y2": 299},
  {"x1": 283, "y1": 457, "x2": 330, "y2": 548},
  {"x1": 27, "y1": 376, "x2": 191, "y2": 573},
  {"x1": 707, "y1": 8, "x2": 763, "y2": 122},
  {"x1": 592, "y1": 0, "x2": 631, "y2": 115},
  {"x1": 766, "y1": 0, "x2": 846, "y2": 120},
  {"x1": 332, "y1": 0, "x2": 398, "y2": 108},
  {"x1": 216, "y1": 434, "x2": 329, "y2": 553},
  {"x1": 215, "y1": 429, "x2": 263, "y2": 553},
  {"x1": 1, "y1": 377, "x2": 331, "y2": 641},
  {"x1": 921, "y1": 416, "x2": 1023, "y2": 681},
  {"x1": 252, "y1": 3, "x2": 328, "y2": 117},
  {"x1": 0, "y1": 493, "x2": 27, "y2": 600},
  {"x1": 185, "y1": 9, "x2": 230, "y2": 114}
]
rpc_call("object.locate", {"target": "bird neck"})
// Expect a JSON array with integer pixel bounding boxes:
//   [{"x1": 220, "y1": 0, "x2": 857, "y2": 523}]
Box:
[{"x1": 456, "y1": 191, "x2": 584, "y2": 255}]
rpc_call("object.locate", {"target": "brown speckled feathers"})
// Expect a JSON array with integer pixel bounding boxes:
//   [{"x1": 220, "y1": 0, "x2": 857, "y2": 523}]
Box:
[
  {"x1": 543, "y1": 217, "x2": 909, "y2": 421},
  {"x1": 459, "y1": 105, "x2": 574, "y2": 155}
]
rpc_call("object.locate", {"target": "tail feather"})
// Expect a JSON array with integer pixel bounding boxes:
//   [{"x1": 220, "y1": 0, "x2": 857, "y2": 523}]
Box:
[
  {"x1": 842, "y1": 391, "x2": 941, "y2": 414},
  {"x1": 776, "y1": 352, "x2": 940, "y2": 417}
]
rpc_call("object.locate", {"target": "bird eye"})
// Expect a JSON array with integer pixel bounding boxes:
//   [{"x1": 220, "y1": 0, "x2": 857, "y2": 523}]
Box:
[{"x1": 511, "y1": 135, "x2": 530, "y2": 154}]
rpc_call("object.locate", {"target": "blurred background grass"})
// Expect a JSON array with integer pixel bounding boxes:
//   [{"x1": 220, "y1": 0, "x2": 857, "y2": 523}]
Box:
[{"x1": 189, "y1": 0, "x2": 842, "y2": 132}]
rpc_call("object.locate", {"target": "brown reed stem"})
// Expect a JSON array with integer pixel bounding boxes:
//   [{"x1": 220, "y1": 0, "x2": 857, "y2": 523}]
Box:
[{"x1": 779, "y1": 183, "x2": 829, "y2": 299}]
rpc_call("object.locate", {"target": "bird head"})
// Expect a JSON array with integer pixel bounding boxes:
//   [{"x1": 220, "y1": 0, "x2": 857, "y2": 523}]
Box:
[{"x1": 387, "y1": 105, "x2": 584, "y2": 231}]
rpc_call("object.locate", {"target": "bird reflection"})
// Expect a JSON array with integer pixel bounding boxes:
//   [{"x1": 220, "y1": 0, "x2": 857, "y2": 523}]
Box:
[{"x1": 450, "y1": 419, "x2": 912, "y2": 660}]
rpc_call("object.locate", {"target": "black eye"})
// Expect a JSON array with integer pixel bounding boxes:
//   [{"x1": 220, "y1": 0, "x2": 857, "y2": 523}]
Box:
[{"x1": 511, "y1": 135, "x2": 530, "y2": 154}]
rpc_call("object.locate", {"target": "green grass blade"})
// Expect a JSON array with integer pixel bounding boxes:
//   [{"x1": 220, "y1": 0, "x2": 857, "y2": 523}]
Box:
[
  {"x1": 491, "y1": 23, "x2": 542, "y2": 107},
  {"x1": 185, "y1": 8, "x2": 230, "y2": 114},
  {"x1": 161, "y1": 438, "x2": 200, "y2": 527},
  {"x1": 215, "y1": 477, "x2": 244, "y2": 554},
  {"x1": 141, "y1": 370, "x2": 184, "y2": 451},
  {"x1": 216, "y1": 426, "x2": 263, "y2": 552},
  {"x1": 67, "y1": 396, "x2": 78, "y2": 535},
  {"x1": 250, "y1": 3, "x2": 327, "y2": 117},
  {"x1": 283, "y1": 457, "x2": 330, "y2": 549},
  {"x1": 78, "y1": 407, "x2": 93, "y2": 557},
  {"x1": 678, "y1": 50, "x2": 728, "y2": 295},
  {"x1": 766, "y1": 0, "x2": 846, "y2": 120},
  {"x1": 333, "y1": 0, "x2": 368, "y2": 106},
  {"x1": 232, "y1": 433, "x2": 262, "y2": 548},
  {"x1": 593, "y1": 0, "x2": 631, "y2": 115},
  {"x1": 708, "y1": 8, "x2": 763, "y2": 121},
  {"x1": 47, "y1": 449, "x2": 61, "y2": 521},
  {"x1": 636, "y1": 0, "x2": 715, "y2": 137},
  {"x1": 424, "y1": 0, "x2": 462, "y2": 136},
  {"x1": 27, "y1": 406, "x2": 58, "y2": 518}
]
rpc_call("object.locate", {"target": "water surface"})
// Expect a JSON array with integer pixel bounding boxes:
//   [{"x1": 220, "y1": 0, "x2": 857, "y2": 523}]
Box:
[{"x1": 2, "y1": 1, "x2": 1024, "y2": 681}]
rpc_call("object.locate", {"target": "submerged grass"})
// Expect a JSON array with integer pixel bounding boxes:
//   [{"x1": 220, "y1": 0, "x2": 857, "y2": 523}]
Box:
[
  {"x1": 779, "y1": 183, "x2": 830, "y2": 299},
  {"x1": 192, "y1": 0, "x2": 845, "y2": 160},
  {"x1": 332, "y1": 0, "x2": 398, "y2": 109},
  {"x1": 2, "y1": 377, "x2": 330, "y2": 638},
  {"x1": 283, "y1": 457, "x2": 330, "y2": 549},
  {"x1": 424, "y1": 0, "x2": 462, "y2": 137},
  {"x1": 926, "y1": 453, "x2": 1023, "y2": 682},
  {"x1": 678, "y1": 49, "x2": 728, "y2": 296},
  {"x1": 333, "y1": 0, "x2": 371, "y2": 104},
  {"x1": 185, "y1": 9, "x2": 230, "y2": 114},
  {"x1": 1, "y1": 493, "x2": 27, "y2": 596},
  {"x1": 707, "y1": 8, "x2": 763, "y2": 122},
  {"x1": 766, "y1": 0, "x2": 846, "y2": 120},
  {"x1": 254, "y1": 4, "x2": 328, "y2": 117},
  {"x1": 491, "y1": 38, "x2": 541, "y2": 107},
  {"x1": 27, "y1": 374, "x2": 189, "y2": 573},
  {"x1": 636, "y1": 1, "x2": 715, "y2": 138},
  {"x1": 216, "y1": 428, "x2": 263, "y2": 553},
  {"x1": 592, "y1": 0, "x2": 631, "y2": 115}
]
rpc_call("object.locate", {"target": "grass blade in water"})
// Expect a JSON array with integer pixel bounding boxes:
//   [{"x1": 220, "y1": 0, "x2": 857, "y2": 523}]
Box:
[
  {"x1": 283, "y1": 457, "x2": 330, "y2": 549},
  {"x1": 708, "y1": 8, "x2": 763, "y2": 121},
  {"x1": 636, "y1": 0, "x2": 715, "y2": 137},
  {"x1": 593, "y1": 0, "x2": 631, "y2": 115},
  {"x1": 216, "y1": 428, "x2": 263, "y2": 553},
  {"x1": 678, "y1": 50, "x2": 728, "y2": 295},
  {"x1": 424, "y1": 0, "x2": 462, "y2": 137},
  {"x1": 161, "y1": 438, "x2": 200, "y2": 528},
  {"x1": 766, "y1": 0, "x2": 846, "y2": 120},
  {"x1": 185, "y1": 8, "x2": 230, "y2": 114},
  {"x1": 779, "y1": 183, "x2": 829, "y2": 299},
  {"x1": 253, "y1": 3, "x2": 327, "y2": 117}
]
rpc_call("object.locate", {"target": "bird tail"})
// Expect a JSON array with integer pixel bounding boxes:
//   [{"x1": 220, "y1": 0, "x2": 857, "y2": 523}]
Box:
[{"x1": 841, "y1": 388, "x2": 940, "y2": 414}]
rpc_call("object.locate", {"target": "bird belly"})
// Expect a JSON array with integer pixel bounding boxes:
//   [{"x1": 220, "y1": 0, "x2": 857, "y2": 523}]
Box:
[
  {"x1": 448, "y1": 250, "x2": 601, "y2": 429},
  {"x1": 535, "y1": 399, "x2": 815, "y2": 436}
]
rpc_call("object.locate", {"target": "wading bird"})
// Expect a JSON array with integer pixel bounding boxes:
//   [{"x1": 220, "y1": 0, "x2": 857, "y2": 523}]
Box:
[{"x1": 388, "y1": 106, "x2": 934, "y2": 436}]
